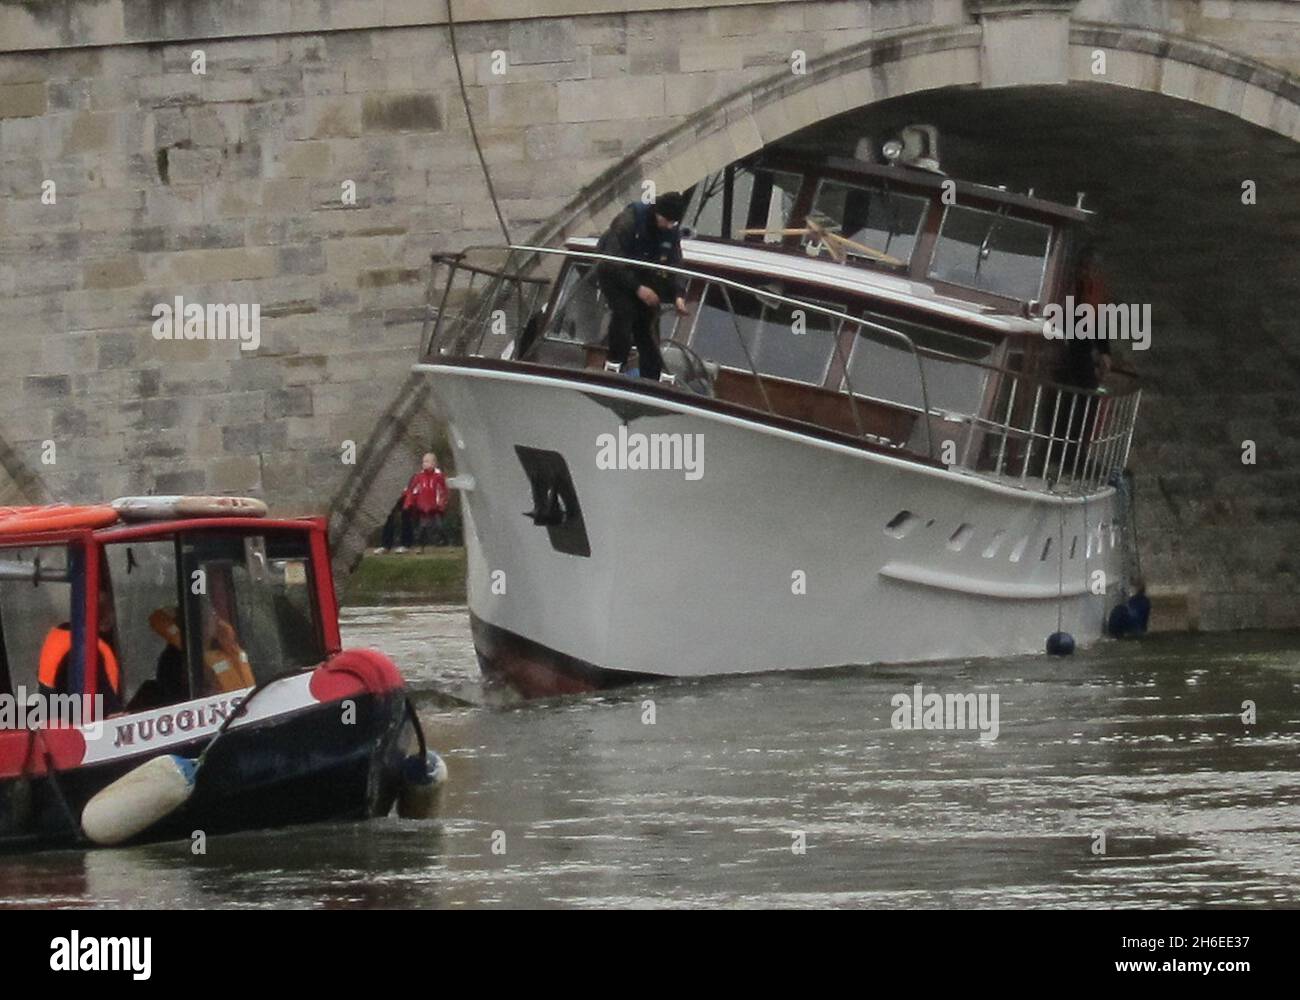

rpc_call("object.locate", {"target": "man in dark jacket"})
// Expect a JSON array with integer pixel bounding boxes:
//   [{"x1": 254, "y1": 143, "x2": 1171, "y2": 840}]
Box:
[{"x1": 595, "y1": 191, "x2": 690, "y2": 380}]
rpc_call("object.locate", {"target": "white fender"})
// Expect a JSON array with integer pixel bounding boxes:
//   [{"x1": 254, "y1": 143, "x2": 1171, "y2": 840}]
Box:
[{"x1": 81, "y1": 754, "x2": 196, "y2": 846}]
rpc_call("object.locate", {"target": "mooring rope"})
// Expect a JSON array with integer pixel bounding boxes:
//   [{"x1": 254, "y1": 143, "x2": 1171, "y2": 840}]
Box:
[
  {"x1": 1056, "y1": 487, "x2": 1066, "y2": 634},
  {"x1": 445, "y1": 0, "x2": 512, "y2": 247}
]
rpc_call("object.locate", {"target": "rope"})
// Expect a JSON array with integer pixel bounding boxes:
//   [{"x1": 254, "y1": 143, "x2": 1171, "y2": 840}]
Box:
[
  {"x1": 446, "y1": 0, "x2": 512, "y2": 246},
  {"x1": 1109, "y1": 469, "x2": 1142, "y2": 594},
  {"x1": 1082, "y1": 492, "x2": 1089, "y2": 601},
  {"x1": 1126, "y1": 470, "x2": 1144, "y2": 583},
  {"x1": 404, "y1": 697, "x2": 428, "y2": 758},
  {"x1": 193, "y1": 671, "x2": 293, "y2": 771},
  {"x1": 21, "y1": 726, "x2": 87, "y2": 845},
  {"x1": 1056, "y1": 488, "x2": 1065, "y2": 633}
]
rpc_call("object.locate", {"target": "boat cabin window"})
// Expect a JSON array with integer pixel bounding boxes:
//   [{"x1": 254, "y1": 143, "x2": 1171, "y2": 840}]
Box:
[
  {"x1": 546, "y1": 262, "x2": 681, "y2": 351},
  {"x1": 0, "y1": 545, "x2": 77, "y2": 704},
  {"x1": 684, "y1": 166, "x2": 803, "y2": 242},
  {"x1": 756, "y1": 171, "x2": 803, "y2": 243},
  {"x1": 179, "y1": 532, "x2": 323, "y2": 697},
  {"x1": 547, "y1": 262, "x2": 607, "y2": 345},
  {"x1": 688, "y1": 282, "x2": 838, "y2": 384},
  {"x1": 806, "y1": 180, "x2": 929, "y2": 265},
  {"x1": 104, "y1": 540, "x2": 188, "y2": 712},
  {"x1": 928, "y1": 205, "x2": 1052, "y2": 302},
  {"x1": 844, "y1": 314, "x2": 998, "y2": 415}
]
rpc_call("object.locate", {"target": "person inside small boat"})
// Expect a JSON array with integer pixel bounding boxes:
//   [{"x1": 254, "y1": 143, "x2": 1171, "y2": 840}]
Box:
[
  {"x1": 126, "y1": 606, "x2": 189, "y2": 711},
  {"x1": 37, "y1": 582, "x2": 124, "y2": 714},
  {"x1": 595, "y1": 190, "x2": 690, "y2": 380},
  {"x1": 198, "y1": 601, "x2": 255, "y2": 695}
]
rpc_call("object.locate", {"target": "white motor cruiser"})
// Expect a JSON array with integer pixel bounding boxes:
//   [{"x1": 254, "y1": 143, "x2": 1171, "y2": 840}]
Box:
[{"x1": 417, "y1": 131, "x2": 1142, "y2": 696}]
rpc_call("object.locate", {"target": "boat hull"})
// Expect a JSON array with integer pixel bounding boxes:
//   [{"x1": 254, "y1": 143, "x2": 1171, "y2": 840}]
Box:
[
  {"x1": 427, "y1": 362, "x2": 1126, "y2": 693},
  {"x1": 0, "y1": 650, "x2": 410, "y2": 853}
]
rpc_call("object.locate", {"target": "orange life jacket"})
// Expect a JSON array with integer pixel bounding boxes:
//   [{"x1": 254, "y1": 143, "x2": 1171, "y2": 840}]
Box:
[
  {"x1": 203, "y1": 620, "x2": 255, "y2": 693},
  {"x1": 38, "y1": 625, "x2": 121, "y2": 694}
]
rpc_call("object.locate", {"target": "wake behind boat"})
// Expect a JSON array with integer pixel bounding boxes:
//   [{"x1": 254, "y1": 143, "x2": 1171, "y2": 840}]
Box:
[
  {"x1": 418, "y1": 130, "x2": 1143, "y2": 697},
  {"x1": 0, "y1": 498, "x2": 445, "y2": 853}
]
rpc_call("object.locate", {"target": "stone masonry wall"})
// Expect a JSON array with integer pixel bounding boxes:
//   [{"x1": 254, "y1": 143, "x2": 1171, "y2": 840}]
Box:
[{"x1": 0, "y1": 0, "x2": 969, "y2": 513}]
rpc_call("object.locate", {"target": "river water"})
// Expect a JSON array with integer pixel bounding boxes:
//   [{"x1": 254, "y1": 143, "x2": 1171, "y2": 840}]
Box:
[{"x1": 2, "y1": 606, "x2": 1298, "y2": 909}]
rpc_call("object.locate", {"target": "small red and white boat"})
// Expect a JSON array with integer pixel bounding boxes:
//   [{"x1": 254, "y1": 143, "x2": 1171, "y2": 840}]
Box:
[{"x1": 0, "y1": 500, "x2": 443, "y2": 853}]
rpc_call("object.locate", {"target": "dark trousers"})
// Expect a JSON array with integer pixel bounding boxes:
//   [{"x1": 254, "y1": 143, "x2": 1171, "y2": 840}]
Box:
[
  {"x1": 382, "y1": 504, "x2": 416, "y2": 548},
  {"x1": 412, "y1": 513, "x2": 448, "y2": 548},
  {"x1": 601, "y1": 279, "x2": 663, "y2": 380}
]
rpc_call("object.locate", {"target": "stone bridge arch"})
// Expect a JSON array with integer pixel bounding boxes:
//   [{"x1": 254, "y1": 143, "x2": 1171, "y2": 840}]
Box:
[{"x1": 533, "y1": 5, "x2": 1300, "y2": 246}]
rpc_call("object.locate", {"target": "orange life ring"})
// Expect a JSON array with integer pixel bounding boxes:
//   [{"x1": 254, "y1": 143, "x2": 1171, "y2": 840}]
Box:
[{"x1": 0, "y1": 505, "x2": 119, "y2": 534}]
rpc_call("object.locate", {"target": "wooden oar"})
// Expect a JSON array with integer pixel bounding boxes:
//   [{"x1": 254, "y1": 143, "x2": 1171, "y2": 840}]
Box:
[
  {"x1": 742, "y1": 224, "x2": 843, "y2": 262},
  {"x1": 803, "y1": 218, "x2": 846, "y2": 262},
  {"x1": 741, "y1": 225, "x2": 905, "y2": 267}
]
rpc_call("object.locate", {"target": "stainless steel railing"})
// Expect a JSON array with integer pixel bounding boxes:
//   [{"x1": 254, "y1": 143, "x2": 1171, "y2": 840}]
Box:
[
  {"x1": 940, "y1": 354, "x2": 1141, "y2": 494},
  {"x1": 421, "y1": 245, "x2": 1139, "y2": 496},
  {"x1": 423, "y1": 245, "x2": 936, "y2": 457}
]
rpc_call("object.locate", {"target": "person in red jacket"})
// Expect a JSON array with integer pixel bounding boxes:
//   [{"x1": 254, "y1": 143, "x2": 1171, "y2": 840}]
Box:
[{"x1": 400, "y1": 452, "x2": 450, "y2": 551}]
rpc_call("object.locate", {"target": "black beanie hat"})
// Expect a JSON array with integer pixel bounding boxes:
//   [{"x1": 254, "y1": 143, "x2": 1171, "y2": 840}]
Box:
[{"x1": 655, "y1": 191, "x2": 686, "y2": 222}]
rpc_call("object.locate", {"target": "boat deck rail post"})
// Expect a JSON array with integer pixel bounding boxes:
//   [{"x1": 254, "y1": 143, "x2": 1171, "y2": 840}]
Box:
[
  {"x1": 1020, "y1": 383, "x2": 1045, "y2": 480},
  {"x1": 993, "y1": 376, "x2": 1018, "y2": 477},
  {"x1": 716, "y1": 282, "x2": 775, "y2": 417}
]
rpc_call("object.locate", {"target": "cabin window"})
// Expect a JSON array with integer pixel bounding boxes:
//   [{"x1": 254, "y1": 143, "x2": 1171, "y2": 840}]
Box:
[
  {"x1": 759, "y1": 171, "x2": 803, "y2": 242},
  {"x1": 0, "y1": 545, "x2": 76, "y2": 704},
  {"x1": 686, "y1": 167, "x2": 753, "y2": 240},
  {"x1": 546, "y1": 263, "x2": 608, "y2": 346},
  {"x1": 683, "y1": 167, "x2": 803, "y2": 241},
  {"x1": 548, "y1": 262, "x2": 685, "y2": 355},
  {"x1": 805, "y1": 180, "x2": 928, "y2": 265},
  {"x1": 688, "y1": 283, "x2": 838, "y2": 384},
  {"x1": 844, "y1": 314, "x2": 995, "y2": 415},
  {"x1": 928, "y1": 206, "x2": 1052, "y2": 301},
  {"x1": 178, "y1": 532, "x2": 323, "y2": 698},
  {"x1": 104, "y1": 539, "x2": 189, "y2": 713},
  {"x1": 689, "y1": 282, "x2": 763, "y2": 371},
  {"x1": 751, "y1": 299, "x2": 839, "y2": 383}
]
